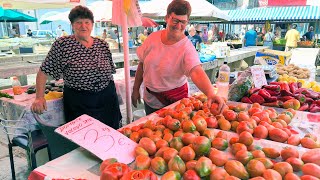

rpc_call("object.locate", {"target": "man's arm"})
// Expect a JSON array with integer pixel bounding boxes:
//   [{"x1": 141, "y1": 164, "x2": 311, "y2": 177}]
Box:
[{"x1": 131, "y1": 62, "x2": 144, "y2": 107}]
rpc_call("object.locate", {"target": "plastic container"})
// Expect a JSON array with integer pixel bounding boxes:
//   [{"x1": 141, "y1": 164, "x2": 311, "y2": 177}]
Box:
[
  {"x1": 216, "y1": 61, "x2": 230, "y2": 100},
  {"x1": 12, "y1": 76, "x2": 22, "y2": 95}
]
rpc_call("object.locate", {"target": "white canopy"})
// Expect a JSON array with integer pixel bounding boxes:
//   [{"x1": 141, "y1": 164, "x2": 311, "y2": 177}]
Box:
[{"x1": 140, "y1": 0, "x2": 230, "y2": 22}]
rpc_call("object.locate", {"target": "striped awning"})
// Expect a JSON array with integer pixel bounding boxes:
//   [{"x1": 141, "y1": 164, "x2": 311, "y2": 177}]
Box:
[{"x1": 228, "y1": 6, "x2": 320, "y2": 23}]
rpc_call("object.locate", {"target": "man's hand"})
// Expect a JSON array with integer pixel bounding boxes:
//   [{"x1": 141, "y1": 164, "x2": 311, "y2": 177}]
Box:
[
  {"x1": 31, "y1": 97, "x2": 47, "y2": 114},
  {"x1": 131, "y1": 89, "x2": 141, "y2": 108},
  {"x1": 207, "y1": 93, "x2": 227, "y2": 114}
]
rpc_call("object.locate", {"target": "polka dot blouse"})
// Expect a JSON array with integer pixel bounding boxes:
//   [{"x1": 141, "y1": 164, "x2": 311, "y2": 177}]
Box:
[{"x1": 40, "y1": 36, "x2": 116, "y2": 92}]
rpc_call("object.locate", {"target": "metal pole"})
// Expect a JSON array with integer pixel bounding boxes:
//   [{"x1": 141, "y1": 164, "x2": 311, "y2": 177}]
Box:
[{"x1": 117, "y1": 26, "x2": 121, "y2": 52}]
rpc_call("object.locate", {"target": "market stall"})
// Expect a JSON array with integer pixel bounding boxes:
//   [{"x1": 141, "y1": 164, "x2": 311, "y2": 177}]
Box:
[{"x1": 27, "y1": 98, "x2": 320, "y2": 179}]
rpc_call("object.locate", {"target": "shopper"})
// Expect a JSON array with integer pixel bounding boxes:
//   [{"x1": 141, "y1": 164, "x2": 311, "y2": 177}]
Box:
[
  {"x1": 31, "y1": 5, "x2": 122, "y2": 129},
  {"x1": 303, "y1": 26, "x2": 315, "y2": 41},
  {"x1": 263, "y1": 29, "x2": 275, "y2": 49},
  {"x1": 27, "y1": 29, "x2": 33, "y2": 37},
  {"x1": 285, "y1": 24, "x2": 300, "y2": 51},
  {"x1": 188, "y1": 26, "x2": 202, "y2": 50},
  {"x1": 56, "y1": 25, "x2": 63, "y2": 37},
  {"x1": 61, "y1": 29, "x2": 68, "y2": 37},
  {"x1": 131, "y1": 0, "x2": 226, "y2": 115},
  {"x1": 102, "y1": 29, "x2": 107, "y2": 40},
  {"x1": 244, "y1": 26, "x2": 257, "y2": 47}
]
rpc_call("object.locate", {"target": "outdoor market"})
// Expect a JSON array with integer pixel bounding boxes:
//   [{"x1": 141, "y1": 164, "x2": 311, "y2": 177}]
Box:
[{"x1": 0, "y1": 0, "x2": 320, "y2": 180}]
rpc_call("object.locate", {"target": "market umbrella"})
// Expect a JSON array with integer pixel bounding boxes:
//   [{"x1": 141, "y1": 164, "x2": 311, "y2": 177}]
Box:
[
  {"x1": 0, "y1": 0, "x2": 85, "y2": 9},
  {"x1": 39, "y1": 11, "x2": 60, "y2": 25},
  {"x1": 141, "y1": 17, "x2": 158, "y2": 28},
  {"x1": 0, "y1": 7, "x2": 37, "y2": 22},
  {"x1": 140, "y1": 0, "x2": 230, "y2": 22}
]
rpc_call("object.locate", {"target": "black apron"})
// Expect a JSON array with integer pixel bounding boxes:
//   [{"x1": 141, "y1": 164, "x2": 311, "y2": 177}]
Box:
[{"x1": 63, "y1": 81, "x2": 122, "y2": 129}]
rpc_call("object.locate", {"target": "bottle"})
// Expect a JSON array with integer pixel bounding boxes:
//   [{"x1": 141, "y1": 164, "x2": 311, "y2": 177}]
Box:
[
  {"x1": 12, "y1": 76, "x2": 22, "y2": 95},
  {"x1": 216, "y1": 61, "x2": 230, "y2": 100}
]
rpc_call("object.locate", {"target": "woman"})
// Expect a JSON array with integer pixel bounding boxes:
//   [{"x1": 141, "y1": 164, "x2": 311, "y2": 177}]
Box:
[
  {"x1": 131, "y1": 0, "x2": 226, "y2": 115},
  {"x1": 31, "y1": 6, "x2": 122, "y2": 129},
  {"x1": 263, "y1": 29, "x2": 275, "y2": 50}
]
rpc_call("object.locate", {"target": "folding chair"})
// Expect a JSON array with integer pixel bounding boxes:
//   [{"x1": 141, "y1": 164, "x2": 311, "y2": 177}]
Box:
[
  {"x1": 33, "y1": 113, "x2": 78, "y2": 160},
  {"x1": 0, "y1": 117, "x2": 51, "y2": 180}
]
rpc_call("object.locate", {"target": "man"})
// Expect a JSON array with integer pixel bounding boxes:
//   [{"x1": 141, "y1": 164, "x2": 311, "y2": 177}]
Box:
[
  {"x1": 56, "y1": 25, "x2": 63, "y2": 37},
  {"x1": 303, "y1": 26, "x2": 315, "y2": 41},
  {"x1": 188, "y1": 26, "x2": 202, "y2": 50},
  {"x1": 285, "y1": 24, "x2": 300, "y2": 51},
  {"x1": 244, "y1": 26, "x2": 257, "y2": 47}
]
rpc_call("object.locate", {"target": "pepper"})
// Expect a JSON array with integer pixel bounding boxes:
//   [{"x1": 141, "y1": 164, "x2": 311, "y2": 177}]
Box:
[
  {"x1": 249, "y1": 94, "x2": 265, "y2": 104},
  {"x1": 280, "y1": 83, "x2": 290, "y2": 92},
  {"x1": 262, "y1": 85, "x2": 280, "y2": 92},
  {"x1": 298, "y1": 103, "x2": 309, "y2": 111},
  {"x1": 277, "y1": 96, "x2": 295, "y2": 102},
  {"x1": 289, "y1": 82, "x2": 298, "y2": 94},
  {"x1": 270, "y1": 82, "x2": 282, "y2": 86},
  {"x1": 241, "y1": 96, "x2": 253, "y2": 104},
  {"x1": 309, "y1": 104, "x2": 320, "y2": 113},
  {"x1": 297, "y1": 82, "x2": 302, "y2": 88},
  {"x1": 280, "y1": 89, "x2": 294, "y2": 97},
  {"x1": 263, "y1": 100, "x2": 282, "y2": 108},
  {"x1": 265, "y1": 89, "x2": 280, "y2": 96},
  {"x1": 293, "y1": 94, "x2": 306, "y2": 104},
  {"x1": 312, "y1": 100, "x2": 320, "y2": 106},
  {"x1": 305, "y1": 97, "x2": 314, "y2": 105},
  {"x1": 258, "y1": 89, "x2": 271, "y2": 99},
  {"x1": 304, "y1": 89, "x2": 319, "y2": 99},
  {"x1": 248, "y1": 87, "x2": 260, "y2": 96},
  {"x1": 264, "y1": 96, "x2": 278, "y2": 103}
]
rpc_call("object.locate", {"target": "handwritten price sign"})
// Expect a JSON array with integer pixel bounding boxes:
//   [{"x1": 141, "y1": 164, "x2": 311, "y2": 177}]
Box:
[
  {"x1": 251, "y1": 66, "x2": 267, "y2": 88},
  {"x1": 55, "y1": 114, "x2": 137, "y2": 164}
]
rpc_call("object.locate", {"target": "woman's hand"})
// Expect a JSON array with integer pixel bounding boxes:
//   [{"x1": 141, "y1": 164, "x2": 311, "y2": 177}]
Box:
[
  {"x1": 131, "y1": 89, "x2": 141, "y2": 108},
  {"x1": 31, "y1": 97, "x2": 47, "y2": 114},
  {"x1": 206, "y1": 93, "x2": 227, "y2": 114}
]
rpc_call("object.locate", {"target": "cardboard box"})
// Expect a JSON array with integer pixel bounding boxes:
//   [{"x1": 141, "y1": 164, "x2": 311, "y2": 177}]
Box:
[{"x1": 254, "y1": 49, "x2": 292, "y2": 65}]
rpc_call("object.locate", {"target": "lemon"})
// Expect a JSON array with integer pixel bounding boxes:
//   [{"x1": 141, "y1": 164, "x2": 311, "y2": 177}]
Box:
[
  {"x1": 310, "y1": 81, "x2": 317, "y2": 87},
  {"x1": 302, "y1": 82, "x2": 311, "y2": 89},
  {"x1": 312, "y1": 84, "x2": 320, "y2": 92}
]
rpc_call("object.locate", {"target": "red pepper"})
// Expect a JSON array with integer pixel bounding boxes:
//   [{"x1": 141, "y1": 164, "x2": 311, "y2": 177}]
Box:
[
  {"x1": 258, "y1": 89, "x2": 271, "y2": 99},
  {"x1": 264, "y1": 89, "x2": 280, "y2": 96},
  {"x1": 277, "y1": 96, "x2": 295, "y2": 102},
  {"x1": 289, "y1": 82, "x2": 298, "y2": 94},
  {"x1": 263, "y1": 100, "x2": 282, "y2": 107},
  {"x1": 297, "y1": 82, "x2": 302, "y2": 88},
  {"x1": 293, "y1": 94, "x2": 306, "y2": 104},
  {"x1": 248, "y1": 87, "x2": 260, "y2": 95},
  {"x1": 309, "y1": 104, "x2": 320, "y2": 113},
  {"x1": 313, "y1": 100, "x2": 320, "y2": 106},
  {"x1": 280, "y1": 90, "x2": 294, "y2": 97},
  {"x1": 280, "y1": 83, "x2": 290, "y2": 92},
  {"x1": 241, "y1": 96, "x2": 253, "y2": 104},
  {"x1": 262, "y1": 85, "x2": 280, "y2": 92},
  {"x1": 270, "y1": 82, "x2": 282, "y2": 86},
  {"x1": 265, "y1": 96, "x2": 277, "y2": 103},
  {"x1": 298, "y1": 103, "x2": 309, "y2": 111},
  {"x1": 305, "y1": 97, "x2": 314, "y2": 105},
  {"x1": 305, "y1": 89, "x2": 319, "y2": 99},
  {"x1": 249, "y1": 94, "x2": 265, "y2": 104}
]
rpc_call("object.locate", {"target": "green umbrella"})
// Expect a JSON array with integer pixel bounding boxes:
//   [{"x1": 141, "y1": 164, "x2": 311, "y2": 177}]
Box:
[
  {"x1": 39, "y1": 11, "x2": 59, "y2": 25},
  {"x1": 0, "y1": 7, "x2": 37, "y2": 22}
]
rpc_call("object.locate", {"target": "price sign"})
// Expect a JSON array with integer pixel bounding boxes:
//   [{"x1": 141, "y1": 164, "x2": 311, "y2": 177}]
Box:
[
  {"x1": 55, "y1": 114, "x2": 137, "y2": 164},
  {"x1": 251, "y1": 66, "x2": 267, "y2": 88}
]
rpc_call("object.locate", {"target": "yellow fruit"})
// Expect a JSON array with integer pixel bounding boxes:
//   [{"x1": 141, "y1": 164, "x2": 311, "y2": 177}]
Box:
[
  {"x1": 310, "y1": 81, "x2": 317, "y2": 87},
  {"x1": 288, "y1": 76, "x2": 297, "y2": 83},
  {"x1": 312, "y1": 84, "x2": 320, "y2": 92},
  {"x1": 44, "y1": 91, "x2": 63, "y2": 100},
  {"x1": 302, "y1": 82, "x2": 311, "y2": 89},
  {"x1": 298, "y1": 79, "x2": 306, "y2": 86}
]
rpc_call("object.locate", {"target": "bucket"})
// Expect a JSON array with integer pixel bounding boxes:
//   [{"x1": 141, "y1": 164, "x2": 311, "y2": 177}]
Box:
[
  {"x1": 133, "y1": 109, "x2": 146, "y2": 120},
  {"x1": 128, "y1": 40, "x2": 134, "y2": 48}
]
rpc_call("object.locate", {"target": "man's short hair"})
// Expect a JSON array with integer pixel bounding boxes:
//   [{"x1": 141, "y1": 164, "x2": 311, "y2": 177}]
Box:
[{"x1": 166, "y1": 0, "x2": 192, "y2": 19}]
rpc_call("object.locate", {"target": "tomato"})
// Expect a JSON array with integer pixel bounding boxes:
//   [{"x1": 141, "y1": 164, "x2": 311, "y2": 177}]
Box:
[
  {"x1": 121, "y1": 169, "x2": 157, "y2": 180},
  {"x1": 100, "y1": 162, "x2": 130, "y2": 180}
]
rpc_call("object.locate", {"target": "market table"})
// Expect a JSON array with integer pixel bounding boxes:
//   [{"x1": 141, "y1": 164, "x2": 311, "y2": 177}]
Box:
[{"x1": 27, "y1": 100, "x2": 320, "y2": 180}]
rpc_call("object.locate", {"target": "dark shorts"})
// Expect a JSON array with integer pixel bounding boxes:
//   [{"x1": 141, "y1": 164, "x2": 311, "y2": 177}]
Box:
[{"x1": 63, "y1": 81, "x2": 122, "y2": 129}]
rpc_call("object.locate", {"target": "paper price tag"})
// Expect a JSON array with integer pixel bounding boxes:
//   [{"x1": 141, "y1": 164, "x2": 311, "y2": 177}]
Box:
[
  {"x1": 55, "y1": 114, "x2": 137, "y2": 164},
  {"x1": 251, "y1": 66, "x2": 267, "y2": 88}
]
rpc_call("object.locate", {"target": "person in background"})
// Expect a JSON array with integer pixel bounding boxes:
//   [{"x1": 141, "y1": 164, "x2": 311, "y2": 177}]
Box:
[
  {"x1": 303, "y1": 26, "x2": 315, "y2": 41},
  {"x1": 102, "y1": 29, "x2": 107, "y2": 40},
  {"x1": 31, "y1": 5, "x2": 122, "y2": 129},
  {"x1": 244, "y1": 25, "x2": 257, "y2": 47},
  {"x1": 9, "y1": 27, "x2": 17, "y2": 38},
  {"x1": 263, "y1": 29, "x2": 275, "y2": 49},
  {"x1": 62, "y1": 29, "x2": 68, "y2": 36},
  {"x1": 131, "y1": 0, "x2": 226, "y2": 115},
  {"x1": 188, "y1": 26, "x2": 202, "y2": 50},
  {"x1": 27, "y1": 29, "x2": 33, "y2": 37},
  {"x1": 218, "y1": 29, "x2": 225, "y2": 42},
  {"x1": 202, "y1": 28, "x2": 208, "y2": 43},
  {"x1": 285, "y1": 24, "x2": 300, "y2": 51},
  {"x1": 138, "y1": 29, "x2": 148, "y2": 44},
  {"x1": 56, "y1": 25, "x2": 63, "y2": 37}
]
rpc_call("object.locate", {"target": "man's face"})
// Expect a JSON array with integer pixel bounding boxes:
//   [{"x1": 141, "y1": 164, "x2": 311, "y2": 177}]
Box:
[
  {"x1": 165, "y1": 13, "x2": 188, "y2": 38},
  {"x1": 72, "y1": 18, "x2": 93, "y2": 39}
]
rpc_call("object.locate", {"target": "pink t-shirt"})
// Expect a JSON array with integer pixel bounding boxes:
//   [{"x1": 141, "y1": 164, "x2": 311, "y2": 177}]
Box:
[{"x1": 136, "y1": 30, "x2": 200, "y2": 109}]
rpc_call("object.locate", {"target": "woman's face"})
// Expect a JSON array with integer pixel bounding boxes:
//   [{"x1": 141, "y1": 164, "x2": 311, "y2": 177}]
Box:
[
  {"x1": 165, "y1": 12, "x2": 188, "y2": 38},
  {"x1": 72, "y1": 18, "x2": 93, "y2": 39}
]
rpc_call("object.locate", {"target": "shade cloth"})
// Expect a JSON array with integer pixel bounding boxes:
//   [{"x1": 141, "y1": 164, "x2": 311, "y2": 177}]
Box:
[
  {"x1": 228, "y1": 6, "x2": 320, "y2": 23},
  {"x1": 0, "y1": 7, "x2": 37, "y2": 22}
]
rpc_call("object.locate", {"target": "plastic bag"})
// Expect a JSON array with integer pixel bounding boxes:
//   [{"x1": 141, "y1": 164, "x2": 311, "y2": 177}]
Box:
[{"x1": 228, "y1": 68, "x2": 253, "y2": 102}]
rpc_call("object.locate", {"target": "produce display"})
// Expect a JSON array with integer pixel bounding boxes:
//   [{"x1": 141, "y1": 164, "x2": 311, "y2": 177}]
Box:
[
  {"x1": 273, "y1": 38, "x2": 286, "y2": 46},
  {"x1": 0, "y1": 91, "x2": 13, "y2": 99},
  {"x1": 26, "y1": 81, "x2": 64, "y2": 100},
  {"x1": 297, "y1": 41, "x2": 314, "y2": 48},
  {"x1": 242, "y1": 82, "x2": 320, "y2": 112},
  {"x1": 105, "y1": 94, "x2": 320, "y2": 179},
  {"x1": 278, "y1": 75, "x2": 320, "y2": 92},
  {"x1": 276, "y1": 64, "x2": 310, "y2": 79}
]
